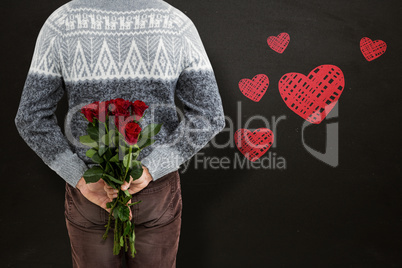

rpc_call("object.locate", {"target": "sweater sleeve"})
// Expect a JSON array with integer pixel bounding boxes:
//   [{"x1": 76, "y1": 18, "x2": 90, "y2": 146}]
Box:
[
  {"x1": 14, "y1": 16, "x2": 89, "y2": 188},
  {"x1": 140, "y1": 18, "x2": 226, "y2": 181}
]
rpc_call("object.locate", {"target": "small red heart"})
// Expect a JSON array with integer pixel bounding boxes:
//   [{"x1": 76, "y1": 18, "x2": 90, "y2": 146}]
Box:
[
  {"x1": 278, "y1": 64, "x2": 345, "y2": 124},
  {"x1": 360, "y1": 37, "x2": 387, "y2": 61},
  {"x1": 234, "y1": 128, "x2": 274, "y2": 162},
  {"x1": 267, "y1": 32, "x2": 290, "y2": 54},
  {"x1": 238, "y1": 74, "x2": 269, "y2": 102}
]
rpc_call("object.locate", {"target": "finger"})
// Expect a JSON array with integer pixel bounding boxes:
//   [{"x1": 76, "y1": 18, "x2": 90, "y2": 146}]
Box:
[
  {"x1": 108, "y1": 192, "x2": 118, "y2": 200},
  {"x1": 104, "y1": 185, "x2": 118, "y2": 198},
  {"x1": 121, "y1": 176, "x2": 133, "y2": 191},
  {"x1": 121, "y1": 181, "x2": 129, "y2": 191},
  {"x1": 105, "y1": 189, "x2": 118, "y2": 200},
  {"x1": 107, "y1": 193, "x2": 118, "y2": 200},
  {"x1": 127, "y1": 199, "x2": 133, "y2": 220},
  {"x1": 104, "y1": 184, "x2": 116, "y2": 192},
  {"x1": 128, "y1": 186, "x2": 139, "y2": 195}
]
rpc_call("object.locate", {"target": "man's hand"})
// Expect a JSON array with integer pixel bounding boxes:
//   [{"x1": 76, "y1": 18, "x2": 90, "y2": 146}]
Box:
[
  {"x1": 104, "y1": 165, "x2": 153, "y2": 200},
  {"x1": 76, "y1": 177, "x2": 133, "y2": 220},
  {"x1": 76, "y1": 178, "x2": 111, "y2": 212}
]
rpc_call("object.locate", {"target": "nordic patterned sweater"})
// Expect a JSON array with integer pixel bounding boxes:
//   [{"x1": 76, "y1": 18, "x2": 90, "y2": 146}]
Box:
[{"x1": 14, "y1": 0, "x2": 226, "y2": 188}]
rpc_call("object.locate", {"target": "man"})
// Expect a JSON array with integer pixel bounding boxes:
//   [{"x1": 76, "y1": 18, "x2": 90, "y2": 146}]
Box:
[{"x1": 14, "y1": 0, "x2": 225, "y2": 267}]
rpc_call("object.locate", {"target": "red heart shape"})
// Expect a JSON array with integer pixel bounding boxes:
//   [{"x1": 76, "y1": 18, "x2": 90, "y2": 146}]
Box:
[
  {"x1": 267, "y1": 32, "x2": 290, "y2": 54},
  {"x1": 278, "y1": 64, "x2": 345, "y2": 124},
  {"x1": 234, "y1": 128, "x2": 274, "y2": 162},
  {"x1": 238, "y1": 74, "x2": 269, "y2": 102},
  {"x1": 360, "y1": 37, "x2": 387, "y2": 61}
]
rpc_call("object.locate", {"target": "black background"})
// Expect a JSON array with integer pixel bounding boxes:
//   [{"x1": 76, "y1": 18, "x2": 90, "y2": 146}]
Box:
[{"x1": 1, "y1": 0, "x2": 401, "y2": 267}]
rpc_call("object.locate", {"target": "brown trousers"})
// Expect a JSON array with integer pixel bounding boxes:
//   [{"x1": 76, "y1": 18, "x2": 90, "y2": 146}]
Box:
[{"x1": 64, "y1": 170, "x2": 182, "y2": 268}]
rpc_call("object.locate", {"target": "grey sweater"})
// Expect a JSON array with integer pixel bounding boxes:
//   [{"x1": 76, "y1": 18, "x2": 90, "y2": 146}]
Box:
[{"x1": 14, "y1": 0, "x2": 226, "y2": 187}]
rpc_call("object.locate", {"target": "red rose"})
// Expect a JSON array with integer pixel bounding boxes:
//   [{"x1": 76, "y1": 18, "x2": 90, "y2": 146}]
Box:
[
  {"x1": 131, "y1": 100, "x2": 148, "y2": 118},
  {"x1": 97, "y1": 101, "x2": 109, "y2": 123},
  {"x1": 120, "y1": 121, "x2": 142, "y2": 145},
  {"x1": 81, "y1": 101, "x2": 99, "y2": 123},
  {"x1": 114, "y1": 114, "x2": 125, "y2": 131},
  {"x1": 109, "y1": 98, "x2": 131, "y2": 117}
]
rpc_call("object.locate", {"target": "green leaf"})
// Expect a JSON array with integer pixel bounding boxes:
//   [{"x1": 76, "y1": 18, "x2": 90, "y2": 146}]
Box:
[
  {"x1": 123, "y1": 153, "x2": 133, "y2": 168},
  {"x1": 109, "y1": 154, "x2": 120, "y2": 163},
  {"x1": 119, "y1": 144, "x2": 130, "y2": 155},
  {"x1": 91, "y1": 152, "x2": 104, "y2": 163},
  {"x1": 128, "y1": 200, "x2": 142, "y2": 206},
  {"x1": 136, "y1": 136, "x2": 146, "y2": 148},
  {"x1": 104, "y1": 162, "x2": 111, "y2": 173},
  {"x1": 113, "y1": 208, "x2": 119, "y2": 220},
  {"x1": 104, "y1": 148, "x2": 113, "y2": 160},
  {"x1": 124, "y1": 190, "x2": 131, "y2": 197},
  {"x1": 120, "y1": 236, "x2": 124, "y2": 247},
  {"x1": 122, "y1": 195, "x2": 132, "y2": 204},
  {"x1": 123, "y1": 221, "x2": 131, "y2": 236},
  {"x1": 114, "y1": 134, "x2": 121, "y2": 147},
  {"x1": 87, "y1": 123, "x2": 100, "y2": 141},
  {"x1": 79, "y1": 135, "x2": 98, "y2": 147},
  {"x1": 83, "y1": 167, "x2": 103, "y2": 183},
  {"x1": 118, "y1": 206, "x2": 130, "y2": 221},
  {"x1": 138, "y1": 137, "x2": 156, "y2": 149},
  {"x1": 141, "y1": 123, "x2": 162, "y2": 138},
  {"x1": 106, "y1": 202, "x2": 113, "y2": 209},
  {"x1": 85, "y1": 148, "x2": 97, "y2": 158},
  {"x1": 98, "y1": 144, "x2": 107, "y2": 157},
  {"x1": 108, "y1": 129, "x2": 115, "y2": 142},
  {"x1": 103, "y1": 173, "x2": 123, "y2": 185},
  {"x1": 131, "y1": 160, "x2": 141, "y2": 167},
  {"x1": 101, "y1": 133, "x2": 110, "y2": 146},
  {"x1": 130, "y1": 224, "x2": 136, "y2": 243},
  {"x1": 130, "y1": 164, "x2": 143, "y2": 180}
]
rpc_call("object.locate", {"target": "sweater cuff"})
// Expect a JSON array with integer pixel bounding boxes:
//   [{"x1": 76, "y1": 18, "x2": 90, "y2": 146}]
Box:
[
  {"x1": 140, "y1": 147, "x2": 184, "y2": 181},
  {"x1": 48, "y1": 150, "x2": 89, "y2": 188}
]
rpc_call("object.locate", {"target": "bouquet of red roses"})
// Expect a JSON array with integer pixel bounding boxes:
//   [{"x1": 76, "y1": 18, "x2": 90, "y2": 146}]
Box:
[{"x1": 79, "y1": 98, "x2": 162, "y2": 257}]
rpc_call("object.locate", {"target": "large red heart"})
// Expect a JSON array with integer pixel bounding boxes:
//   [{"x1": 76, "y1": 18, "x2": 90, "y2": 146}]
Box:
[
  {"x1": 267, "y1": 32, "x2": 290, "y2": 54},
  {"x1": 238, "y1": 74, "x2": 269, "y2": 102},
  {"x1": 278, "y1": 64, "x2": 345, "y2": 124},
  {"x1": 234, "y1": 128, "x2": 274, "y2": 162},
  {"x1": 360, "y1": 37, "x2": 387, "y2": 61}
]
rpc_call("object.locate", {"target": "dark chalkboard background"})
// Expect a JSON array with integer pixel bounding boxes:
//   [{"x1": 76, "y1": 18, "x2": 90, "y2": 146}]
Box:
[{"x1": 1, "y1": 0, "x2": 401, "y2": 267}]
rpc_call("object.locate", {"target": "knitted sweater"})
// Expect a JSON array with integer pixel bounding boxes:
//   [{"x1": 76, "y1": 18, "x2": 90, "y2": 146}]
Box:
[{"x1": 14, "y1": 0, "x2": 226, "y2": 188}]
